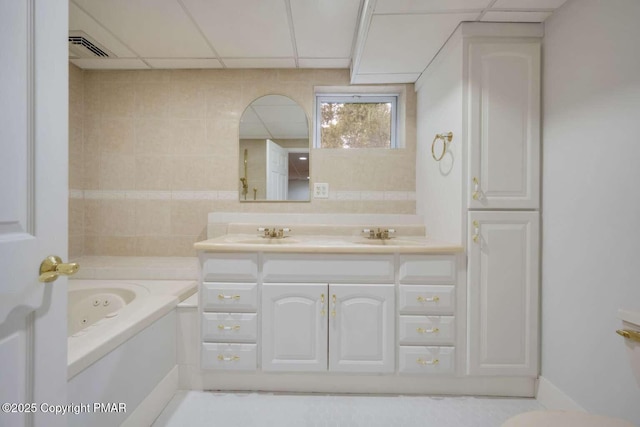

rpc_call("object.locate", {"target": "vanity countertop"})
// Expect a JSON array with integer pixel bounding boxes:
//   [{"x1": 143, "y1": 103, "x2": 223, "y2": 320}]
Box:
[{"x1": 194, "y1": 234, "x2": 464, "y2": 254}]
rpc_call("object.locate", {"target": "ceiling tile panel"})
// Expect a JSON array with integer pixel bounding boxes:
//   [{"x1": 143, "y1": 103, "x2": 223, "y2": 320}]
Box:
[
  {"x1": 180, "y1": 0, "x2": 293, "y2": 58},
  {"x1": 492, "y1": 0, "x2": 568, "y2": 9},
  {"x1": 481, "y1": 11, "x2": 552, "y2": 22},
  {"x1": 290, "y1": 0, "x2": 361, "y2": 58},
  {"x1": 375, "y1": 0, "x2": 492, "y2": 14},
  {"x1": 69, "y1": 2, "x2": 136, "y2": 58},
  {"x1": 73, "y1": 0, "x2": 214, "y2": 58},
  {"x1": 298, "y1": 58, "x2": 351, "y2": 68},
  {"x1": 222, "y1": 58, "x2": 296, "y2": 68},
  {"x1": 145, "y1": 59, "x2": 222, "y2": 69},
  {"x1": 358, "y1": 13, "x2": 478, "y2": 74}
]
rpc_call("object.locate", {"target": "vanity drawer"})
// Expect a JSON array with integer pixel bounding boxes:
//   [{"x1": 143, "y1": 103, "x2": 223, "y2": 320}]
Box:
[
  {"x1": 263, "y1": 254, "x2": 394, "y2": 283},
  {"x1": 399, "y1": 255, "x2": 456, "y2": 284},
  {"x1": 200, "y1": 253, "x2": 258, "y2": 282},
  {"x1": 202, "y1": 313, "x2": 258, "y2": 342},
  {"x1": 201, "y1": 343, "x2": 257, "y2": 371},
  {"x1": 398, "y1": 315, "x2": 455, "y2": 345},
  {"x1": 398, "y1": 346, "x2": 455, "y2": 375},
  {"x1": 398, "y1": 285, "x2": 455, "y2": 315},
  {"x1": 201, "y1": 283, "x2": 257, "y2": 312}
]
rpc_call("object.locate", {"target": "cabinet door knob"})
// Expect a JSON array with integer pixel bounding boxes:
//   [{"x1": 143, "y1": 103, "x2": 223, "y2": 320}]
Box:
[
  {"x1": 320, "y1": 293, "x2": 326, "y2": 316},
  {"x1": 416, "y1": 358, "x2": 439, "y2": 366},
  {"x1": 218, "y1": 325, "x2": 241, "y2": 331},
  {"x1": 217, "y1": 355, "x2": 240, "y2": 362},
  {"x1": 218, "y1": 294, "x2": 241, "y2": 300}
]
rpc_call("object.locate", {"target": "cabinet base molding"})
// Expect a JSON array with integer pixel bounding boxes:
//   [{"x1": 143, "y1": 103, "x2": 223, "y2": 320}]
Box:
[{"x1": 186, "y1": 368, "x2": 535, "y2": 397}]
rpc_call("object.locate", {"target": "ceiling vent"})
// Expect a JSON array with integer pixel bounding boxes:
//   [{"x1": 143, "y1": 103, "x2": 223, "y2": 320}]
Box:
[{"x1": 68, "y1": 31, "x2": 114, "y2": 59}]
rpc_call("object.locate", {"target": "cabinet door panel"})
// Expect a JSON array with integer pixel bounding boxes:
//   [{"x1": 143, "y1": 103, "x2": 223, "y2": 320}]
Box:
[
  {"x1": 329, "y1": 284, "x2": 395, "y2": 373},
  {"x1": 468, "y1": 211, "x2": 539, "y2": 376},
  {"x1": 262, "y1": 284, "x2": 327, "y2": 372},
  {"x1": 468, "y1": 42, "x2": 540, "y2": 209}
]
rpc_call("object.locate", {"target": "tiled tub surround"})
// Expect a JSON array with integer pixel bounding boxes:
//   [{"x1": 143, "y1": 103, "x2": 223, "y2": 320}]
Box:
[{"x1": 68, "y1": 65, "x2": 418, "y2": 257}]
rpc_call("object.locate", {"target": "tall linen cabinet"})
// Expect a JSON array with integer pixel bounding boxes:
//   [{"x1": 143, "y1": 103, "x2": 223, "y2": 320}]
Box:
[{"x1": 416, "y1": 23, "x2": 541, "y2": 380}]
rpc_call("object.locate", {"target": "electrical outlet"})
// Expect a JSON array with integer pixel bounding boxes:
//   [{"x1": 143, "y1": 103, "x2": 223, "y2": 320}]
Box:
[{"x1": 313, "y1": 183, "x2": 329, "y2": 199}]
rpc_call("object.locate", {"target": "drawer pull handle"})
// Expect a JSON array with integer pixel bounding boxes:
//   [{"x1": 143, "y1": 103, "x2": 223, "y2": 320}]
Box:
[
  {"x1": 218, "y1": 294, "x2": 241, "y2": 300},
  {"x1": 417, "y1": 358, "x2": 439, "y2": 366},
  {"x1": 217, "y1": 355, "x2": 240, "y2": 362},
  {"x1": 320, "y1": 293, "x2": 326, "y2": 316},
  {"x1": 416, "y1": 327, "x2": 440, "y2": 334},
  {"x1": 331, "y1": 294, "x2": 337, "y2": 317},
  {"x1": 218, "y1": 325, "x2": 241, "y2": 331},
  {"x1": 416, "y1": 296, "x2": 440, "y2": 303}
]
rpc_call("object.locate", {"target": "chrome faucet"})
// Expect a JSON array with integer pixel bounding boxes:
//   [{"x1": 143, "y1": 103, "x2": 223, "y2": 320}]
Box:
[
  {"x1": 362, "y1": 228, "x2": 395, "y2": 240},
  {"x1": 257, "y1": 227, "x2": 291, "y2": 239}
]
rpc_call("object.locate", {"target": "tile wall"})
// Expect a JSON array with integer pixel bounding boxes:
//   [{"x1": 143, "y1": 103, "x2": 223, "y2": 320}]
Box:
[{"x1": 69, "y1": 65, "x2": 417, "y2": 257}]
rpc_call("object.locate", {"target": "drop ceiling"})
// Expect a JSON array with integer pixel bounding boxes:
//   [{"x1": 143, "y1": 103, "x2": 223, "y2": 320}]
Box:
[{"x1": 69, "y1": 0, "x2": 567, "y2": 83}]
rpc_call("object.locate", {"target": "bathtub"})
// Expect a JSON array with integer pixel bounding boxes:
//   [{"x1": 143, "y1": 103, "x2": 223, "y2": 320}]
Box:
[
  {"x1": 67, "y1": 279, "x2": 196, "y2": 427},
  {"x1": 67, "y1": 279, "x2": 196, "y2": 378}
]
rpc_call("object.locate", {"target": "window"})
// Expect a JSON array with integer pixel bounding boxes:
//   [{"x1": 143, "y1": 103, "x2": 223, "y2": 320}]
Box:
[{"x1": 315, "y1": 94, "x2": 398, "y2": 149}]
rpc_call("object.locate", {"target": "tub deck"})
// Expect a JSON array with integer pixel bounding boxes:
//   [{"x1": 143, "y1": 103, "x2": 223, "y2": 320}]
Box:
[{"x1": 68, "y1": 279, "x2": 196, "y2": 379}]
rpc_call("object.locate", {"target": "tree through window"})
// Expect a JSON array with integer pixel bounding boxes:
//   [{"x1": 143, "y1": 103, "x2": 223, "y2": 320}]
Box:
[{"x1": 315, "y1": 95, "x2": 398, "y2": 149}]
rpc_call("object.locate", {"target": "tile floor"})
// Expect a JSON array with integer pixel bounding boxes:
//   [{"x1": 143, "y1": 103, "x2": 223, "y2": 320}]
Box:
[{"x1": 153, "y1": 391, "x2": 543, "y2": 427}]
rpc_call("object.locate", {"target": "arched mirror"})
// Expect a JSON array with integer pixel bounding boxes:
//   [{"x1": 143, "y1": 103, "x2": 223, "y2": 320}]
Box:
[{"x1": 238, "y1": 95, "x2": 310, "y2": 202}]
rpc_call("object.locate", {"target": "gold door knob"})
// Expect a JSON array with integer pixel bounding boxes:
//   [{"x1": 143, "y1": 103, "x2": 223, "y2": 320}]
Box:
[{"x1": 38, "y1": 255, "x2": 79, "y2": 283}]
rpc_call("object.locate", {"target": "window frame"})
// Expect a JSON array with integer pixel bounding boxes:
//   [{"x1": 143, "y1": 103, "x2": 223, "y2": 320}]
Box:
[{"x1": 314, "y1": 93, "x2": 399, "y2": 149}]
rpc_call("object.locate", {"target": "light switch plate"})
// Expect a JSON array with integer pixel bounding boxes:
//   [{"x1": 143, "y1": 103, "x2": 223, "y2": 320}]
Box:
[{"x1": 313, "y1": 183, "x2": 329, "y2": 199}]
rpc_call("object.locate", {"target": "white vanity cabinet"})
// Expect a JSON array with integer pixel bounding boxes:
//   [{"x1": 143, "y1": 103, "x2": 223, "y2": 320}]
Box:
[
  {"x1": 467, "y1": 41, "x2": 540, "y2": 210},
  {"x1": 467, "y1": 211, "x2": 539, "y2": 376},
  {"x1": 397, "y1": 255, "x2": 457, "y2": 375},
  {"x1": 199, "y1": 253, "x2": 259, "y2": 371},
  {"x1": 261, "y1": 283, "x2": 395, "y2": 373}
]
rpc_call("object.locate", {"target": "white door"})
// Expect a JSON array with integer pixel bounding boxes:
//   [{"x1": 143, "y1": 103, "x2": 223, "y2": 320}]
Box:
[
  {"x1": 467, "y1": 42, "x2": 540, "y2": 209},
  {"x1": 329, "y1": 284, "x2": 395, "y2": 373},
  {"x1": 468, "y1": 211, "x2": 539, "y2": 376},
  {"x1": 0, "y1": 1, "x2": 69, "y2": 426},
  {"x1": 265, "y1": 139, "x2": 288, "y2": 200},
  {"x1": 261, "y1": 284, "x2": 327, "y2": 372}
]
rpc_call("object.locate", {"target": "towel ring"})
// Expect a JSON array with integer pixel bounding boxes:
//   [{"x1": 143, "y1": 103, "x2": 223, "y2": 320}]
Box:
[{"x1": 431, "y1": 132, "x2": 453, "y2": 161}]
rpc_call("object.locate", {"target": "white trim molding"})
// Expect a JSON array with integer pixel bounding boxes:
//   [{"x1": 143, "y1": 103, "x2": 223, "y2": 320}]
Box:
[{"x1": 536, "y1": 376, "x2": 586, "y2": 412}]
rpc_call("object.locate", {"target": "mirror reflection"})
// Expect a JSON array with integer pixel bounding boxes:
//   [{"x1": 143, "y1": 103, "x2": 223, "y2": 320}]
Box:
[{"x1": 239, "y1": 95, "x2": 310, "y2": 202}]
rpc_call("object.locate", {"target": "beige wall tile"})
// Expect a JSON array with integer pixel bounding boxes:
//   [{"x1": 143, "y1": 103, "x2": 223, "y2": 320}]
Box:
[
  {"x1": 101, "y1": 118, "x2": 135, "y2": 154},
  {"x1": 168, "y1": 82, "x2": 205, "y2": 119},
  {"x1": 172, "y1": 119, "x2": 208, "y2": 155},
  {"x1": 72, "y1": 67, "x2": 418, "y2": 257},
  {"x1": 135, "y1": 83, "x2": 171, "y2": 118},
  {"x1": 135, "y1": 156, "x2": 173, "y2": 190},
  {"x1": 170, "y1": 200, "x2": 212, "y2": 236},
  {"x1": 135, "y1": 200, "x2": 171, "y2": 236},
  {"x1": 84, "y1": 200, "x2": 101, "y2": 236},
  {"x1": 69, "y1": 199, "x2": 84, "y2": 236},
  {"x1": 101, "y1": 82, "x2": 135, "y2": 117},
  {"x1": 135, "y1": 119, "x2": 175, "y2": 155},
  {"x1": 69, "y1": 235, "x2": 84, "y2": 259},
  {"x1": 100, "y1": 154, "x2": 135, "y2": 190},
  {"x1": 100, "y1": 200, "x2": 136, "y2": 236},
  {"x1": 102, "y1": 236, "x2": 137, "y2": 256},
  {"x1": 172, "y1": 156, "x2": 215, "y2": 190},
  {"x1": 84, "y1": 236, "x2": 100, "y2": 255}
]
